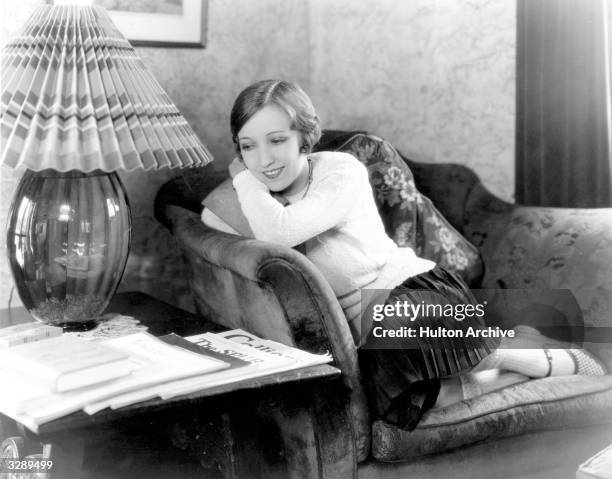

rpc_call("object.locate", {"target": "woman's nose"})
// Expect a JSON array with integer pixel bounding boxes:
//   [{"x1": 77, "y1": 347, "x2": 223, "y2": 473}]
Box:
[{"x1": 257, "y1": 146, "x2": 274, "y2": 168}]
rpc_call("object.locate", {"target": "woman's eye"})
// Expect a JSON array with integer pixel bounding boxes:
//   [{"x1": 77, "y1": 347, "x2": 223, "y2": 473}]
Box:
[
  {"x1": 240, "y1": 144, "x2": 253, "y2": 151},
  {"x1": 271, "y1": 137, "x2": 287, "y2": 145}
]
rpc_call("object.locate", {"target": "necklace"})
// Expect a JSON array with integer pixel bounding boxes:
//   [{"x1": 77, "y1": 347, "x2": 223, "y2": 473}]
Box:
[
  {"x1": 275, "y1": 156, "x2": 313, "y2": 205},
  {"x1": 300, "y1": 156, "x2": 313, "y2": 199}
]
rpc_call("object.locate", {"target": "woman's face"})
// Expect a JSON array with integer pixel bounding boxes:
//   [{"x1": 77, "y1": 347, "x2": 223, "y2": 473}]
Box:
[{"x1": 237, "y1": 104, "x2": 309, "y2": 195}]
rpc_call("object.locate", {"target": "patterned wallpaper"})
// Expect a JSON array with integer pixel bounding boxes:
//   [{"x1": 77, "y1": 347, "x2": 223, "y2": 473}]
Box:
[
  {"x1": 0, "y1": 0, "x2": 515, "y2": 311},
  {"x1": 308, "y1": 0, "x2": 515, "y2": 202}
]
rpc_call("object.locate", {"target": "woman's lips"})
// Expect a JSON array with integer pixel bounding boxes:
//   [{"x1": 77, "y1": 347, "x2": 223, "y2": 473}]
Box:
[{"x1": 261, "y1": 166, "x2": 284, "y2": 180}]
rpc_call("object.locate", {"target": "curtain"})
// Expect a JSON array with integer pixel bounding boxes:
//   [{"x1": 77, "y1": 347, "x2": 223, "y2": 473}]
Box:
[{"x1": 516, "y1": 0, "x2": 612, "y2": 207}]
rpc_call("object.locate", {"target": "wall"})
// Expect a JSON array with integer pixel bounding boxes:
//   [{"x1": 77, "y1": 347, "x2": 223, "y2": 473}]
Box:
[
  {"x1": 0, "y1": 0, "x2": 515, "y2": 311},
  {"x1": 308, "y1": 0, "x2": 516, "y2": 197}
]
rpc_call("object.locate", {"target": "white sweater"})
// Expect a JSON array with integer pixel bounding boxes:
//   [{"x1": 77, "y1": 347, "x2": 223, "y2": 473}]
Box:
[{"x1": 228, "y1": 151, "x2": 435, "y2": 343}]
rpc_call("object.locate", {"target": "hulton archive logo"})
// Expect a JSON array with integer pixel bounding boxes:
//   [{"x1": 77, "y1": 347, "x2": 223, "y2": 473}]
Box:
[{"x1": 369, "y1": 299, "x2": 515, "y2": 340}]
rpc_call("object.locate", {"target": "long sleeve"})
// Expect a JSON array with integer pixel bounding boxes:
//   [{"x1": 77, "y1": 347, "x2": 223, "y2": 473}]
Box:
[{"x1": 232, "y1": 155, "x2": 365, "y2": 247}]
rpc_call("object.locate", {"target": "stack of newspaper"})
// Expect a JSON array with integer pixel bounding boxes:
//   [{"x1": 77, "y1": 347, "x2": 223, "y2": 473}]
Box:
[{"x1": 0, "y1": 328, "x2": 332, "y2": 433}]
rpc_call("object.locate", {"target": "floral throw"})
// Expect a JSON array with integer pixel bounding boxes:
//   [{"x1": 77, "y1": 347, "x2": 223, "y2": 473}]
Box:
[{"x1": 334, "y1": 133, "x2": 483, "y2": 286}]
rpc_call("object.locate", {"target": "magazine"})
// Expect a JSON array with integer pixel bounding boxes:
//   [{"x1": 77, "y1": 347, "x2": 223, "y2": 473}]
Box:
[{"x1": 219, "y1": 329, "x2": 332, "y2": 365}]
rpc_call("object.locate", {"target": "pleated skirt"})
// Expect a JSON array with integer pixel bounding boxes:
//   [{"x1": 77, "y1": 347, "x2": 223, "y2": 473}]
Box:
[{"x1": 358, "y1": 265, "x2": 500, "y2": 430}]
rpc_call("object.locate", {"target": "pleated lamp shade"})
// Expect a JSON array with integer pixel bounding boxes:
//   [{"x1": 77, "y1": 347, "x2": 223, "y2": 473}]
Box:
[
  {"x1": 1, "y1": 5, "x2": 212, "y2": 329},
  {"x1": 1, "y1": 5, "x2": 213, "y2": 171}
]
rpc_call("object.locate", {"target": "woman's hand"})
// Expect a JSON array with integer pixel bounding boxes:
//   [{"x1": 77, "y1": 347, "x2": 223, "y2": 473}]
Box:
[{"x1": 229, "y1": 157, "x2": 247, "y2": 178}]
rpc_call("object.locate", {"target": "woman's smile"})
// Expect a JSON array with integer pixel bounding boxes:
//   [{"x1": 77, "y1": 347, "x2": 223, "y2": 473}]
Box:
[{"x1": 262, "y1": 166, "x2": 285, "y2": 180}]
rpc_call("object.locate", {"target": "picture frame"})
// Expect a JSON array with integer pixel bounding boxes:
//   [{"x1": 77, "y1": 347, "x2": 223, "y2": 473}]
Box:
[{"x1": 50, "y1": 0, "x2": 208, "y2": 48}]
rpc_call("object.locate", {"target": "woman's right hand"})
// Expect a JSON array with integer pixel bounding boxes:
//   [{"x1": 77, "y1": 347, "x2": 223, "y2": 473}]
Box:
[{"x1": 229, "y1": 156, "x2": 247, "y2": 178}]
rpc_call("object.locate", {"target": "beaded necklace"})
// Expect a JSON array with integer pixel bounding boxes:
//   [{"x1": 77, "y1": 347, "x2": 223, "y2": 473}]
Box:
[{"x1": 279, "y1": 156, "x2": 313, "y2": 204}]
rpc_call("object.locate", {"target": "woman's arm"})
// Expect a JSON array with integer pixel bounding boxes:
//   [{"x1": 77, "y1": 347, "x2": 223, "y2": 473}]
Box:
[{"x1": 232, "y1": 155, "x2": 365, "y2": 247}]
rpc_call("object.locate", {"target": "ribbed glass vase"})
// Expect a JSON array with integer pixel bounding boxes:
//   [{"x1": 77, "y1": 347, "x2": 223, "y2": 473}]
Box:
[{"x1": 6, "y1": 170, "x2": 131, "y2": 330}]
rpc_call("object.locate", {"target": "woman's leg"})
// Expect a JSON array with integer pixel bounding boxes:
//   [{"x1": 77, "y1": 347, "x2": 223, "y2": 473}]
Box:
[
  {"x1": 434, "y1": 325, "x2": 607, "y2": 409},
  {"x1": 472, "y1": 347, "x2": 574, "y2": 376},
  {"x1": 358, "y1": 266, "x2": 501, "y2": 430},
  {"x1": 471, "y1": 325, "x2": 605, "y2": 377}
]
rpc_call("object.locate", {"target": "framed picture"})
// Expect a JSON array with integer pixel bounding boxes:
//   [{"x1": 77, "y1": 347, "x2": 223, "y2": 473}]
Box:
[{"x1": 50, "y1": 0, "x2": 208, "y2": 48}]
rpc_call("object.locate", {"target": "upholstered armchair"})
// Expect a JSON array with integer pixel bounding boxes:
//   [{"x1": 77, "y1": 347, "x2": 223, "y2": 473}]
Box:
[{"x1": 155, "y1": 131, "x2": 612, "y2": 476}]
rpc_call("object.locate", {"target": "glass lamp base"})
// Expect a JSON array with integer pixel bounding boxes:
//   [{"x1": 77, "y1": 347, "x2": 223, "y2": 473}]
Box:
[{"x1": 7, "y1": 169, "x2": 131, "y2": 329}]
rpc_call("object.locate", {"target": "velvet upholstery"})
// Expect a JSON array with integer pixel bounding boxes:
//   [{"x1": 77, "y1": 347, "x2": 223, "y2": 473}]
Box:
[{"x1": 155, "y1": 130, "x2": 612, "y2": 463}]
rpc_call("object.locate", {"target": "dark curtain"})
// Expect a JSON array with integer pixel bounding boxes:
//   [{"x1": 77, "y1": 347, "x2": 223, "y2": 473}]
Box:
[{"x1": 516, "y1": 0, "x2": 612, "y2": 207}]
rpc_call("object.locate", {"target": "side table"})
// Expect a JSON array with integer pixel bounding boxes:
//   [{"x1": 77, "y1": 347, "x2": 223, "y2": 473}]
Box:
[{"x1": 0, "y1": 292, "x2": 356, "y2": 479}]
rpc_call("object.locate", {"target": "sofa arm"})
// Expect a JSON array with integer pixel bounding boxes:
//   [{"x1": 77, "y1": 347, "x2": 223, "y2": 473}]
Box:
[{"x1": 161, "y1": 203, "x2": 372, "y2": 460}]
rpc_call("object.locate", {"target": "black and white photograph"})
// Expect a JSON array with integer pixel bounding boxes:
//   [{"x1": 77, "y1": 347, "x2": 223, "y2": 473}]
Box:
[{"x1": 0, "y1": 1, "x2": 611, "y2": 478}]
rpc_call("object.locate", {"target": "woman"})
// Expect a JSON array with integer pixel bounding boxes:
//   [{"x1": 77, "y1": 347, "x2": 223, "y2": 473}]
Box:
[{"x1": 202, "y1": 79, "x2": 605, "y2": 430}]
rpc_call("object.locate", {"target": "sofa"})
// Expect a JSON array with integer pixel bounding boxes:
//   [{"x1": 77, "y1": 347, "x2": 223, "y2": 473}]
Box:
[{"x1": 155, "y1": 131, "x2": 612, "y2": 477}]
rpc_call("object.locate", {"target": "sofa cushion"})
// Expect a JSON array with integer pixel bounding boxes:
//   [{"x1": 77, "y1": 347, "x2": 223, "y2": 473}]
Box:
[
  {"x1": 331, "y1": 133, "x2": 483, "y2": 286},
  {"x1": 371, "y1": 374, "x2": 612, "y2": 461},
  {"x1": 360, "y1": 423, "x2": 612, "y2": 478},
  {"x1": 201, "y1": 178, "x2": 254, "y2": 237}
]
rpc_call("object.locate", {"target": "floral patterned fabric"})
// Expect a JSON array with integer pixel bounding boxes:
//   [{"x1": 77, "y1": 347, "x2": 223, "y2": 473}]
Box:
[
  {"x1": 464, "y1": 203, "x2": 612, "y2": 369},
  {"x1": 327, "y1": 133, "x2": 483, "y2": 286}
]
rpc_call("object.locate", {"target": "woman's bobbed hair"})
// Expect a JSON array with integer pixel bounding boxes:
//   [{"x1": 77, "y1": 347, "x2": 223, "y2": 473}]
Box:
[{"x1": 230, "y1": 80, "x2": 322, "y2": 157}]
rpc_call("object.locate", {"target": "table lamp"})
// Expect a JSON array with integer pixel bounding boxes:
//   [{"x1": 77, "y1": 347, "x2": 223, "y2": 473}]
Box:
[{"x1": 1, "y1": 5, "x2": 212, "y2": 330}]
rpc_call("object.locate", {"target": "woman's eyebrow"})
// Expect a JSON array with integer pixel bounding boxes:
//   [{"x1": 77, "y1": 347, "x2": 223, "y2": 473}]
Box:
[{"x1": 266, "y1": 130, "x2": 288, "y2": 136}]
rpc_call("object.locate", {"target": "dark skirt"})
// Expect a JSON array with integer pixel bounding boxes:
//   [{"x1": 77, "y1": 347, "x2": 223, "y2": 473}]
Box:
[{"x1": 358, "y1": 265, "x2": 500, "y2": 430}]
